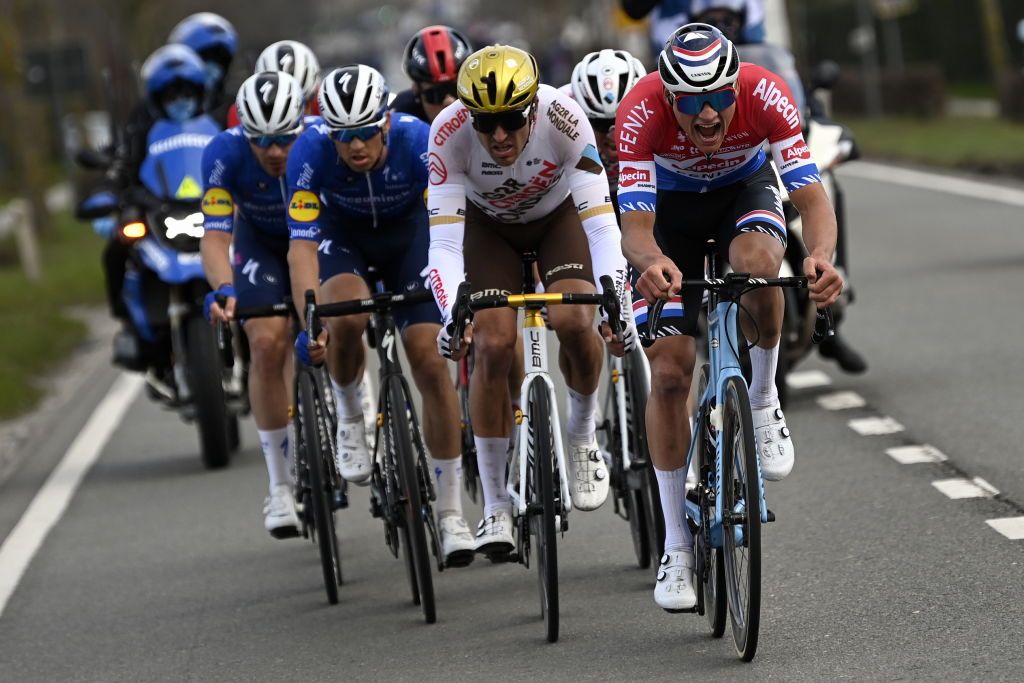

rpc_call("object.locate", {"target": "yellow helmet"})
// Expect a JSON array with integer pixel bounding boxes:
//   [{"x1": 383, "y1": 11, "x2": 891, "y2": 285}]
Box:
[{"x1": 457, "y1": 45, "x2": 539, "y2": 113}]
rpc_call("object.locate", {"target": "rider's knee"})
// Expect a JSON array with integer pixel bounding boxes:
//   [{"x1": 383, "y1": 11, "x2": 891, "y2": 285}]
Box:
[
  {"x1": 732, "y1": 241, "x2": 782, "y2": 278},
  {"x1": 325, "y1": 313, "x2": 367, "y2": 345},
  {"x1": 550, "y1": 307, "x2": 595, "y2": 344},
  {"x1": 248, "y1": 330, "x2": 288, "y2": 370},
  {"x1": 473, "y1": 326, "x2": 516, "y2": 373},
  {"x1": 650, "y1": 362, "x2": 693, "y2": 398}
]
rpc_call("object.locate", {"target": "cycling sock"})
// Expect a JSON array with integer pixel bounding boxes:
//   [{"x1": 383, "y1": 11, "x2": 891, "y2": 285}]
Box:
[
  {"x1": 259, "y1": 427, "x2": 292, "y2": 491},
  {"x1": 655, "y1": 466, "x2": 693, "y2": 553},
  {"x1": 475, "y1": 436, "x2": 511, "y2": 517},
  {"x1": 566, "y1": 388, "x2": 598, "y2": 441},
  {"x1": 331, "y1": 377, "x2": 363, "y2": 421},
  {"x1": 432, "y1": 456, "x2": 464, "y2": 517},
  {"x1": 748, "y1": 342, "x2": 780, "y2": 409}
]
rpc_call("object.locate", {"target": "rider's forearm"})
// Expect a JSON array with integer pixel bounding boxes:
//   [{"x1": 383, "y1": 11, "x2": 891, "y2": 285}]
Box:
[
  {"x1": 620, "y1": 212, "x2": 663, "y2": 272},
  {"x1": 792, "y1": 186, "x2": 838, "y2": 261},
  {"x1": 200, "y1": 230, "x2": 234, "y2": 290},
  {"x1": 287, "y1": 239, "x2": 320, "y2": 327}
]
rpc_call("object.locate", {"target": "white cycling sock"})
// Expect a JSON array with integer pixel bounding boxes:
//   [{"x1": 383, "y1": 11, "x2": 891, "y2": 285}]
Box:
[
  {"x1": 566, "y1": 388, "x2": 598, "y2": 441},
  {"x1": 655, "y1": 466, "x2": 693, "y2": 553},
  {"x1": 432, "y1": 457, "x2": 464, "y2": 517},
  {"x1": 748, "y1": 342, "x2": 780, "y2": 409},
  {"x1": 475, "y1": 436, "x2": 511, "y2": 518},
  {"x1": 331, "y1": 377, "x2": 363, "y2": 421},
  {"x1": 259, "y1": 427, "x2": 292, "y2": 492}
]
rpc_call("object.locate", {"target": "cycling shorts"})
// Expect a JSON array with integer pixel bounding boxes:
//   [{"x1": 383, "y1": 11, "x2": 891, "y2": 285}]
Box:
[
  {"x1": 632, "y1": 162, "x2": 786, "y2": 340},
  {"x1": 463, "y1": 197, "x2": 595, "y2": 298},
  {"x1": 317, "y1": 206, "x2": 438, "y2": 333},
  {"x1": 232, "y1": 219, "x2": 290, "y2": 312}
]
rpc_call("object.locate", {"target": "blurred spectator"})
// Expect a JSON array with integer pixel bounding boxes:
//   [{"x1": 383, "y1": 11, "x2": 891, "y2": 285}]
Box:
[{"x1": 620, "y1": 0, "x2": 764, "y2": 57}]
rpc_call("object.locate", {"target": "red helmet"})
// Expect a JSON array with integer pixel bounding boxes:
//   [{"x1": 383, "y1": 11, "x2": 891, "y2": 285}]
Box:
[{"x1": 402, "y1": 25, "x2": 472, "y2": 84}]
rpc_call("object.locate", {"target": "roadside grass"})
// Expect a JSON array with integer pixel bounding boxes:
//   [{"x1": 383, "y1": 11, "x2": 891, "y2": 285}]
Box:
[
  {"x1": 0, "y1": 211, "x2": 105, "y2": 419},
  {"x1": 841, "y1": 115, "x2": 1024, "y2": 176}
]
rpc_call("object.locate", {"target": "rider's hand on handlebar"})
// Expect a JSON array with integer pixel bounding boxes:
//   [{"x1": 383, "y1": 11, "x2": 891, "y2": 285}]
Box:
[
  {"x1": 802, "y1": 255, "x2": 844, "y2": 307},
  {"x1": 600, "y1": 318, "x2": 637, "y2": 357},
  {"x1": 636, "y1": 256, "x2": 682, "y2": 304},
  {"x1": 295, "y1": 328, "x2": 329, "y2": 367},
  {"x1": 437, "y1": 320, "x2": 473, "y2": 361},
  {"x1": 203, "y1": 284, "x2": 237, "y2": 323}
]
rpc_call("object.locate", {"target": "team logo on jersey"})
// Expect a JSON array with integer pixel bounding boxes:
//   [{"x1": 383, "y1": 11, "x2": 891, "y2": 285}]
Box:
[
  {"x1": 288, "y1": 191, "x2": 320, "y2": 222},
  {"x1": 428, "y1": 152, "x2": 448, "y2": 185},
  {"x1": 201, "y1": 188, "x2": 234, "y2": 216},
  {"x1": 619, "y1": 167, "x2": 650, "y2": 188},
  {"x1": 783, "y1": 140, "x2": 811, "y2": 162}
]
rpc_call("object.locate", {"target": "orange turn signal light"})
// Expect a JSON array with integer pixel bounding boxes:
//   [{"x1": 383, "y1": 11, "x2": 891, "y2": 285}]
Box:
[{"x1": 121, "y1": 221, "x2": 147, "y2": 239}]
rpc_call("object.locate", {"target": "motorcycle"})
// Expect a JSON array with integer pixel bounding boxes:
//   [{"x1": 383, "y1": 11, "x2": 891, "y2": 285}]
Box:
[{"x1": 76, "y1": 114, "x2": 246, "y2": 468}]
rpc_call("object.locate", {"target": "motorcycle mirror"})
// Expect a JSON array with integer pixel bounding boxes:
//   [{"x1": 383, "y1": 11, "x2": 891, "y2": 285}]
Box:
[
  {"x1": 810, "y1": 60, "x2": 841, "y2": 92},
  {"x1": 75, "y1": 190, "x2": 119, "y2": 220},
  {"x1": 75, "y1": 148, "x2": 112, "y2": 171}
]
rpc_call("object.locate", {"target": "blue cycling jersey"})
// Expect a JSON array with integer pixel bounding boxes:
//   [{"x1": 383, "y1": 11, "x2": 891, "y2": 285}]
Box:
[
  {"x1": 285, "y1": 114, "x2": 430, "y2": 241},
  {"x1": 200, "y1": 126, "x2": 290, "y2": 238}
]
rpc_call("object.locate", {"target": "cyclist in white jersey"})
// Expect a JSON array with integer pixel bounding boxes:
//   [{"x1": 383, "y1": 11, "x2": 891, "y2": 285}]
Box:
[{"x1": 426, "y1": 45, "x2": 637, "y2": 555}]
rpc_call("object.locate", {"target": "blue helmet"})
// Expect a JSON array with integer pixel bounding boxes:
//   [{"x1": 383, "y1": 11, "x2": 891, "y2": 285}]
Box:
[
  {"x1": 141, "y1": 44, "x2": 206, "y2": 100},
  {"x1": 168, "y1": 12, "x2": 238, "y2": 61}
]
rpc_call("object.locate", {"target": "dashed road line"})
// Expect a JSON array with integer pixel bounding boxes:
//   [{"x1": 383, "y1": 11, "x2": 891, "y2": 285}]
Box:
[
  {"x1": 816, "y1": 391, "x2": 866, "y2": 411},
  {"x1": 986, "y1": 517, "x2": 1024, "y2": 540},
  {"x1": 932, "y1": 477, "x2": 999, "y2": 500},
  {"x1": 786, "y1": 370, "x2": 832, "y2": 390},
  {"x1": 848, "y1": 416, "x2": 905, "y2": 436},
  {"x1": 886, "y1": 444, "x2": 948, "y2": 465}
]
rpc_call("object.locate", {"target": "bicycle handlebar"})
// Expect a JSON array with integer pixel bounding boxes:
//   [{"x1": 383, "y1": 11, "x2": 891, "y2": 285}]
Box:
[{"x1": 315, "y1": 288, "x2": 435, "y2": 319}]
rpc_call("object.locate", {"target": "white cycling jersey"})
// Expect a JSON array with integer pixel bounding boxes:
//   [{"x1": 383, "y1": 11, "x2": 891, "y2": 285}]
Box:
[{"x1": 426, "y1": 84, "x2": 628, "y2": 321}]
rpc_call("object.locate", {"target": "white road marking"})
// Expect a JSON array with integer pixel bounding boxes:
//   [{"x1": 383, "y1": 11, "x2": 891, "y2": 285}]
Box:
[
  {"x1": 841, "y1": 161, "x2": 1024, "y2": 208},
  {"x1": 931, "y1": 477, "x2": 998, "y2": 500},
  {"x1": 0, "y1": 374, "x2": 142, "y2": 617},
  {"x1": 848, "y1": 416, "x2": 904, "y2": 435},
  {"x1": 986, "y1": 517, "x2": 1024, "y2": 540},
  {"x1": 786, "y1": 370, "x2": 831, "y2": 390},
  {"x1": 816, "y1": 391, "x2": 866, "y2": 411},
  {"x1": 886, "y1": 444, "x2": 948, "y2": 464}
]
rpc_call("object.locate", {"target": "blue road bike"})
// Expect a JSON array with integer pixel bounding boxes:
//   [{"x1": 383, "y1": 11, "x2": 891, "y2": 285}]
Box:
[{"x1": 643, "y1": 250, "x2": 831, "y2": 662}]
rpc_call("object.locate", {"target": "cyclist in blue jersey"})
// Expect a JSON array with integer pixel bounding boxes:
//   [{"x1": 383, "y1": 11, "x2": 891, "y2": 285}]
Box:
[
  {"x1": 286, "y1": 65, "x2": 475, "y2": 566},
  {"x1": 200, "y1": 71, "x2": 307, "y2": 538}
]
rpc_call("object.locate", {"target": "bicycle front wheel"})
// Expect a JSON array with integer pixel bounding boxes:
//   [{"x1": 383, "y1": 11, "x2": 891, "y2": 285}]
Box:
[
  {"x1": 528, "y1": 377, "x2": 559, "y2": 643},
  {"x1": 297, "y1": 370, "x2": 342, "y2": 605},
  {"x1": 386, "y1": 379, "x2": 436, "y2": 624},
  {"x1": 722, "y1": 376, "x2": 761, "y2": 661},
  {"x1": 625, "y1": 347, "x2": 663, "y2": 567},
  {"x1": 694, "y1": 364, "x2": 726, "y2": 637}
]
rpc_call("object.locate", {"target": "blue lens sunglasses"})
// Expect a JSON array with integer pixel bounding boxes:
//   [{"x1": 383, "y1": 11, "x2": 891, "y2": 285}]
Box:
[
  {"x1": 330, "y1": 122, "x2": 385, "y2": 143},
  {"x1": 674, "y1": 87, "x2": 737, "y2": 116}
]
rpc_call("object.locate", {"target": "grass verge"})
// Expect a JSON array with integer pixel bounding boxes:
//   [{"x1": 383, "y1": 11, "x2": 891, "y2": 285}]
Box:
[
  {"x1": 842, "y1": 116, "x2": 1024, "y2": 178},
  {"x1": 0, "y1": 211, "x2": 105, "y2": 419}
]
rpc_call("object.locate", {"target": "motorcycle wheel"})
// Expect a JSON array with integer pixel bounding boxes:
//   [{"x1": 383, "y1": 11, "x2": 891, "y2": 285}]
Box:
[{"x1": 185, "y1": 315, "x2": 232, "y2": 469}]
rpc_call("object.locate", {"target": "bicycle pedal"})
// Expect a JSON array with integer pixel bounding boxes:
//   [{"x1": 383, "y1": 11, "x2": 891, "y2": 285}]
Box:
[
  {"x1": 333, "y1": 492, "x2": 348, "y2": 510},
  {"x1": 661, "y1": 605, "x2": 699, "y2": 615},
  {"x1": 766, "y1": 509, "x2": 776, "y2": 523},
  {"x1": 485, "y1": 551, "x2": 515, "y2": 564}
]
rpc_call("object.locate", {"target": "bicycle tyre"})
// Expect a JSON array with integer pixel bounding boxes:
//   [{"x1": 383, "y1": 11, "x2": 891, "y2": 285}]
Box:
[
  {"x1": 612, "y1": 353, "x2": 650, "y2": 569},
  {"x1": 458, "y1": 357, "x2": 480, "y2": 504},
  {"x1": 528, "y1": 377, "x2": 559, "y2": 643},
  {"x1": 387, "y1": 378, "x2": 436, "y2": 624},
  {"x1": 298, "y1": 370, "x2": 341, "y2": 605},
  {"x1": 625, "y1": 348, "x2": 664, "y2": 565},
  {"x1": 695, "y1": 364, "x2": 727, "y2": 637},
  {"x1": 722, "y1": 376, "x2": 761, "y2": 661}
]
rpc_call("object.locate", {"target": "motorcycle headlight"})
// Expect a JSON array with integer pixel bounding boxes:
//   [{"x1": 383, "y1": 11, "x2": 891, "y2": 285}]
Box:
[{"x1": 163, "y1": 212, "x2": 205, "y2": 239}]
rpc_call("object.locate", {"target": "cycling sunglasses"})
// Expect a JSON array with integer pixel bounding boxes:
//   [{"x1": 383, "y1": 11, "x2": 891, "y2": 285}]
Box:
[
  {"x1": 674, "y1": 87, "x2": 737, "y2": 116},
  {"x1": 330, "y1": 121, "x2": 385, "y2": 143},
  {"x1": 470, "y1": 106, "x2": 532, "y2": 135},
  {"x1": 418, "y1": 82, "x2": 458, "y2": 105},
  {"x1": 247, "y1": 132, "x2": 300, "y2": 148}
]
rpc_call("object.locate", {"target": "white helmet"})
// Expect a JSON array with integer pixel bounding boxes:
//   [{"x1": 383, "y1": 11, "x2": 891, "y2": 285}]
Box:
[
  {"x1": 569, "y1": 49, "x2": 647, "y2": 120},
  {"x1": 255, "y1": 40, "x2": 321, "y2": 103},
  {"x1": 659, "y1": 23, "x2": 740, "y2": 94},
  {"x1": 318, "y1": 65, "x2": 389, "y2": 129},
  {"x1": 235, "y1": 71, "x2": 305, "y2": 136}
]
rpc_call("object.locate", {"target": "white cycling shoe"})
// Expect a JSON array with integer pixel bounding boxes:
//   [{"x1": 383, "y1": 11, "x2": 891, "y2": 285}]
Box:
[
  {"x1": 263, "y1": 484, "x2": 300, "y2": 539},
  {"x1": 474, "y1": 509, "x2": 515, "y2": 558},
  {"x1": 752, "y1": 403, "x2": 794, "y2": 481},
  {"x1": 335, "y1": 416, "x2": 372, "y2": 485},
  {"x1": 568, "y1": 435, "x2": 609, "y2": 511},
  {"x1": 438, "y1": 513, "x2": 476, "y2": 568},
  {"x1": 654, "y1": 551, "x2": 697, "y2": 612}
]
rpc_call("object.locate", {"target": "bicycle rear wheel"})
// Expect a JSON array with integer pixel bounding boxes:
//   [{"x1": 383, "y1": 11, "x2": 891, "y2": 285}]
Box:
[
  {"x1": 387, "y1": 379, "x2": 436, "y2": 624},
  {"x1": 298, "y1": 370, "x2": 342, "y2": 605},
  {"x1": 694, "y1": 364, "x2": 726, "y2": 637},
  {"x1": 625, "y1": 348, "x2": 663, "y2": 567},
  {"x1": 722, "y1": 376, "x2": 761, "y2": 661},
  {"x1": 528, "y1": 377, "x2": 559, "y2": 643},
  {"x1": 457, "y1": 356, "x2": 479, "y2": 503}
]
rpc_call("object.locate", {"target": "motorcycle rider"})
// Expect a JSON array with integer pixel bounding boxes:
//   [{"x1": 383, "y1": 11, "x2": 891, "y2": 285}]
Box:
[
  {"x1": 168, "y1": 12, "x2": 239, "y2": 127},
  {"x1": 200, "y1": 71, "x2": 308, "y2": 538},
  {"x1": 693, "y1": 0, "x2": 867, "y2": 373}
]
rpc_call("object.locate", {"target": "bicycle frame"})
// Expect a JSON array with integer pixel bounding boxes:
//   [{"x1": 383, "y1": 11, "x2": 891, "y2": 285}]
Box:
[
  {"x1": 507, "y1": 303, "x2": 572, "y2": 518},
  {"x1": 607, "y1": 348, "x2": 652, "y2": 471}
]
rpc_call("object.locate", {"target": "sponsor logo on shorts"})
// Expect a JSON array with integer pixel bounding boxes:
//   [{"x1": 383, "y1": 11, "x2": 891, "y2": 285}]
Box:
[
  {"x1": 545, "y1": 263, "x2": 584, "y2": 278},
  {"x1": 288, "y1": 191, "x2": 320, "y2": 222},
  {"x1": 201, "y1": 187, "x2": 233, "y2": 217},
  {"x1": 619, "y1": 167, "x2": 650, "y2": 187}
]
